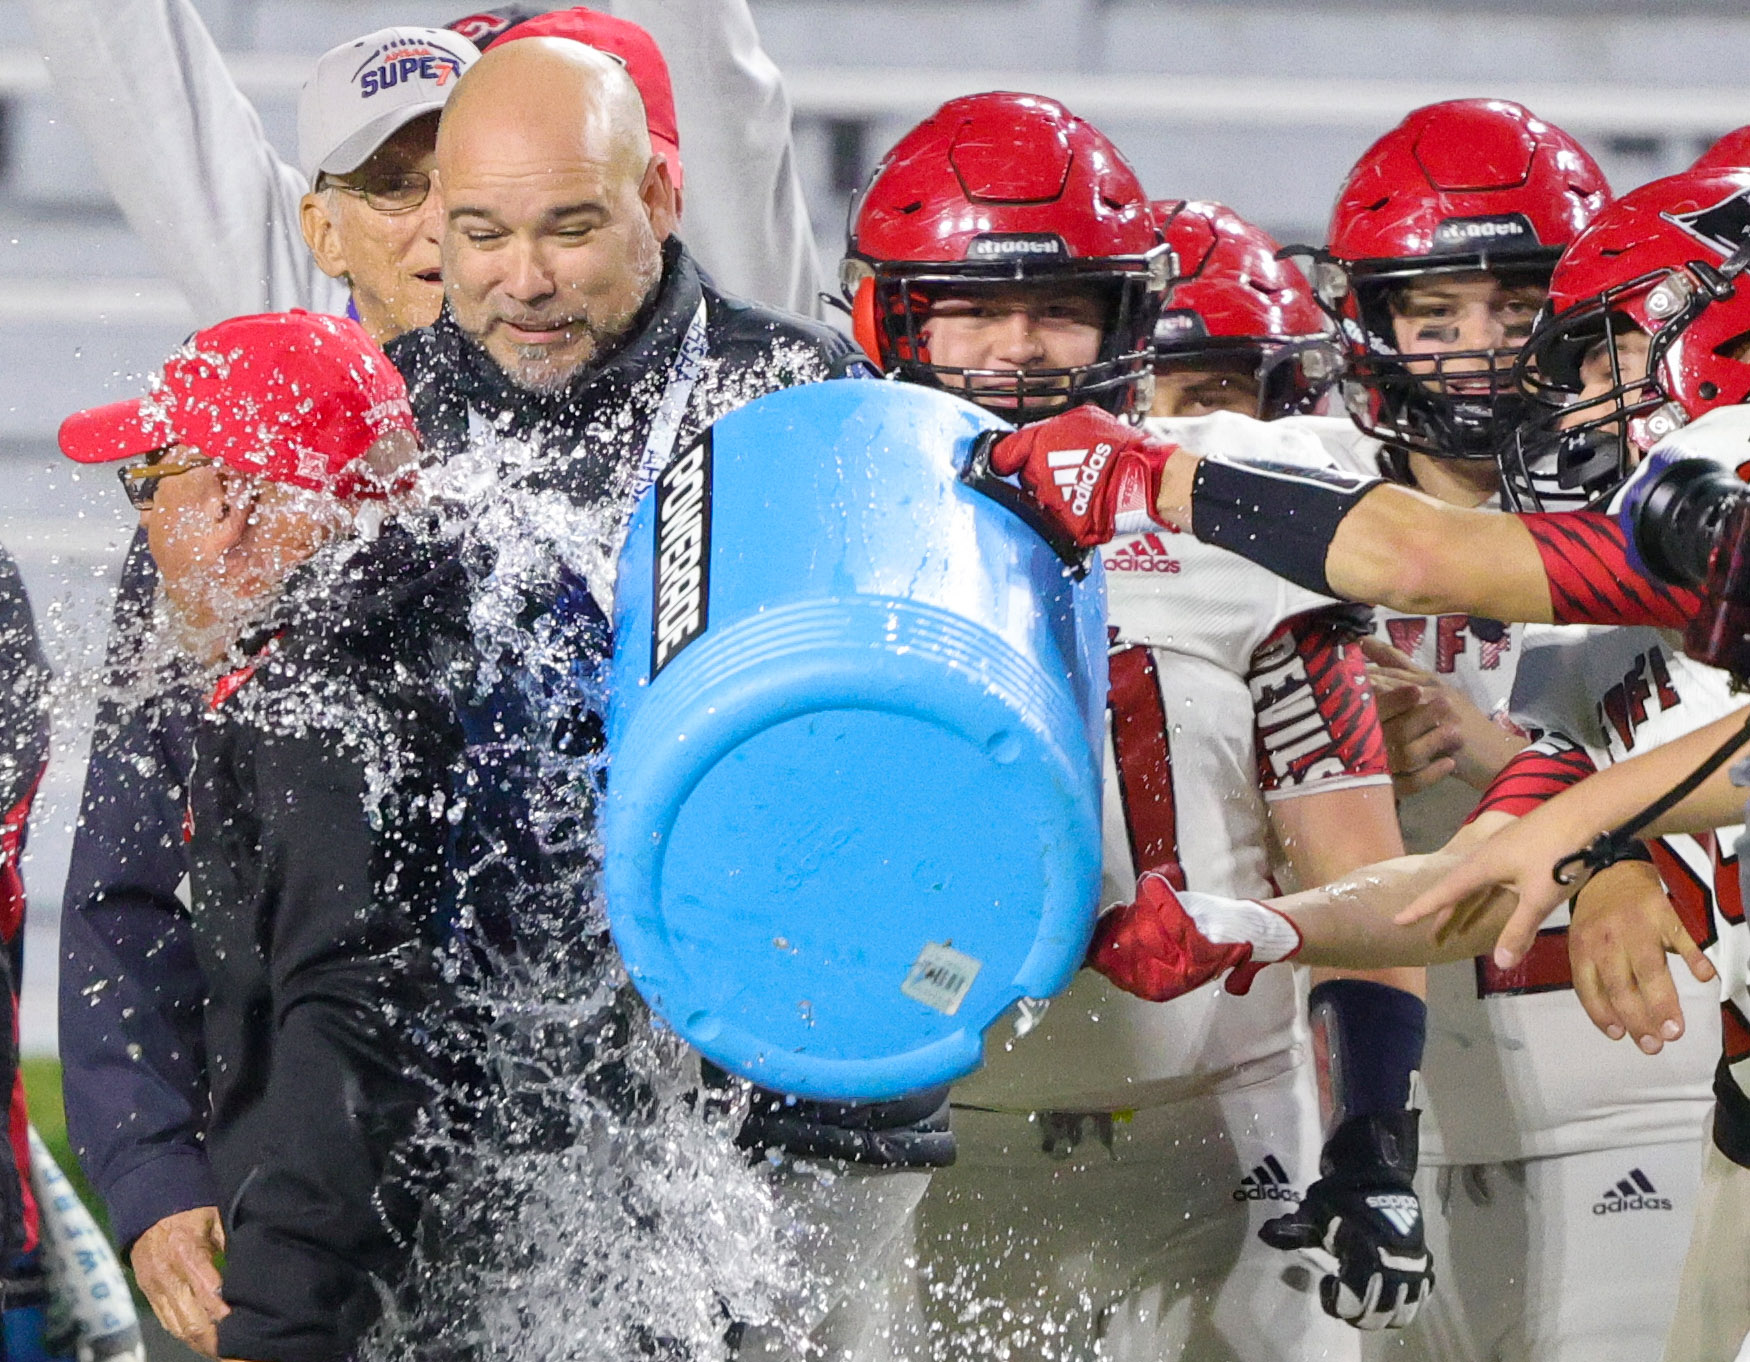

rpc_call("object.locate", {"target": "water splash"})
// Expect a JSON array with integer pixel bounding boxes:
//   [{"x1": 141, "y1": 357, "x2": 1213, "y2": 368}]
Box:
[{"x1": 352, "y1": 427, "x2": 805, "y2": 1362}]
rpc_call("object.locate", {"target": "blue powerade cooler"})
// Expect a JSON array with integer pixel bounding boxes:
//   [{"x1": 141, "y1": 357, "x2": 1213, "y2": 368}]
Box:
[{"x1": 605, "y1": 378, "x2": 1106, "y2": 1102}]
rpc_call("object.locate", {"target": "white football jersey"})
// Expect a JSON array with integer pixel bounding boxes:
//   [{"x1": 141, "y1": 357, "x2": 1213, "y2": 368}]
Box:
[
  {"x1": 1622, "y1": 407, "x2": 1750, "y2": 1155},
  {"x1": 1275, "y1": 413, "x2": 1387, "y2": 479},
  {"x1": 1172, "y1": 414, "x2": 1721, "y2": 1161},
  {"x1": 1296, "y1": 412, "x2": 1526, "y2": 790},
  {"x1": 1417, "y1": 621, "x2": 1724, "y2": 1163},
  {"x1": 1419, "y1": 422, "x2": 1750, "y2": 1162},
  {"x1": 959, "y1": 415, "x2": 1390, "y2": 1112}
]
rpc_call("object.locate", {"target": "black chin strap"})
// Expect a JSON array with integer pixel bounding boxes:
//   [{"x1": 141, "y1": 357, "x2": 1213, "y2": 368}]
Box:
[{"x1": 1554, "y1": 708, "x2": 1750, "y2": 885}]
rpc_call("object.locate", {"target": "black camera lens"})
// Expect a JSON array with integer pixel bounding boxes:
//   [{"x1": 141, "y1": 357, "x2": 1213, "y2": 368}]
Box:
[{"x1": 1630, "y1": 457, "x2": 1750, "y2": 588}]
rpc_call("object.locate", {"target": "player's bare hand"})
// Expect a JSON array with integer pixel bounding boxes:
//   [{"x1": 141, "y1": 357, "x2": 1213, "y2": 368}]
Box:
[
  {"x1": 1398, "y1": 807, "x2": 1582, "y2": 964},
  {"x1": 1360, "y1": 638, "x2": 1525, "y2": 793},
  {"x1": 1366, "y1": 666, "x2": 1459, "y2": 797},
  {"x1": 1568, "y1": 860, "x2": 1716, "y2": 1053},
  {"x1": 131, "y1": 1205, "x2": 228, "y2": 1357}
]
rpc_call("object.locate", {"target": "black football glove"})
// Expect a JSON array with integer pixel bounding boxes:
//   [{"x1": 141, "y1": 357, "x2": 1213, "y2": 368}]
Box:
[{"x1": 1259, "y1": 1109, "x2": 1432, "y2": 1330}]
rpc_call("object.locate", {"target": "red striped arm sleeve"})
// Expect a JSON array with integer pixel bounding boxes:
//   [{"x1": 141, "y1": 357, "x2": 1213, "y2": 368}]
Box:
[
  {"x1": 1521, "y1": 510, "x2": 1704, "y2": 630},
  {"x1": 1466, "y1": 733, "x2": 1598, "y2": 822}
]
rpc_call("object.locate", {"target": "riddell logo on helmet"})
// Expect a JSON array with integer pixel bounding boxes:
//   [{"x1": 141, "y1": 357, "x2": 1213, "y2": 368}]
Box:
[
  {"x1": 1431, "y1": 214, "x2": 1538, "y2": 251},
  {"x1": 1153, "y1": 311, "x2": 1208, "y2": 344},
  {"x1": 964, "y1": 234, "x2": 1067, "y2": 260}
]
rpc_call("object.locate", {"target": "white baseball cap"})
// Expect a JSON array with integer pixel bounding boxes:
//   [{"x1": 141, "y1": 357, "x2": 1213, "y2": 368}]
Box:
[{"x1": 297, "y1": 27, "x2": 481, "y2": 186}]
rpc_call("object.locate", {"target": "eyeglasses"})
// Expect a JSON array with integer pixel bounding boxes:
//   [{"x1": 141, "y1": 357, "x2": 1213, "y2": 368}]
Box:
[
  {"x1": 118, "y1": 457, "x2": 212, "y2": 510},
  {"x1": 321, "y1": 170, "x2": 433, "y2": 215}
]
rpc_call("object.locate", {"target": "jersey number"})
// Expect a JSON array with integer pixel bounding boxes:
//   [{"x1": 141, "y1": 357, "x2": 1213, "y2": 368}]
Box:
[{"x1": 1109, "y1": 645, "x2": 1187, "y2": 891}]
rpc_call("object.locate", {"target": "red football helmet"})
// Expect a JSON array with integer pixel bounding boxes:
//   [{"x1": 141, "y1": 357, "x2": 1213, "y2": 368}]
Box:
[
  {"x1": 1311, "y1": 99, "x2": 1610, "y2": 459},
  {"x1": 843, "y1": 92, "x2": 1170, "y2": 420},
  {"x1": 1695, "y1": 127, "x2": 1750, "y2": 174},
  {"x1": 1151, "y1": 199, "x2": 1340, "y2": 419},
  {"x1": 1501, "y1": 168, "x2": 1750, "y2": 509}
]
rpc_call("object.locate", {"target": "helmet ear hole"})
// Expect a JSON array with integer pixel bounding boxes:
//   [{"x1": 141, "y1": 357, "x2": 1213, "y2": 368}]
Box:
[
  {"x1": 1715, "y1": 328, "x2": 1750, "y2": 365},
  {"x1": 851, "y1": 276, "x2": 883, "y2": 368}
]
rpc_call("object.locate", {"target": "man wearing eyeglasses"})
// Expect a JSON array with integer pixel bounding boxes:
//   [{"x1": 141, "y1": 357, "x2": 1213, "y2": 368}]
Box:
[
  {"x1": 50, "y1": 33, "x2": 471, "y2": 1302},
  {"x1": 290, "y1": 13, "x2": 692, "y2": 348},
  {"x1": 292, "y1": 27, "x2": 481, "y2": 346},
  {"x1": 57, "y1": 311, "x2": 471, "y2": 1362},
  {"x1": 53, "y1": 17, "x2": 854, "y2": 1353},
  {"x1": 56, "y1": 40, "x2": 476, "y2": 1325},
  {"x1": 23, "y1": 0, "x2": 825, "y2": 329}
]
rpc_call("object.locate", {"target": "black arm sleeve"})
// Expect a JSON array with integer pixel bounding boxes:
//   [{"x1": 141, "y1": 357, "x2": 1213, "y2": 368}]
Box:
[{"x1": 1190, "y1": 456, "x2": 1384, "y2": 599}]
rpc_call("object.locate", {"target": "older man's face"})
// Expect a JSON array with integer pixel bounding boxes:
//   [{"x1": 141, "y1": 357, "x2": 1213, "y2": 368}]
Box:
[
  {"x1": 317, "y1": 115, "x2": 446, "y2": 341},
  {"x1": 133, "y1": 448, "x2": 230, "y2": 593},
  {"x1": 441, "y1": 141, "x2": 668, "y2": 393}
]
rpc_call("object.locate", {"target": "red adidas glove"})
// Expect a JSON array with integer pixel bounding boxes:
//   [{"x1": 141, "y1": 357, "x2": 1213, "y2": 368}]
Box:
[
  {"x1": 1088, "y1": 873, "x2": 1303, "y2": 1001},
  {"x1": 988, "y1": 405, "x2": 1175, "y2": 548}
]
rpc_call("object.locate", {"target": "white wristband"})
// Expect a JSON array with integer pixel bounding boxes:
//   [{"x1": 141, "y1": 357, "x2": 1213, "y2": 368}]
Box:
[
  {"x1": 1180, "y1": 891, "x2": 1301, "y2": 963},
  {"x1": 1110, "y1": 459, "x2": 1162, "y2": 535}
]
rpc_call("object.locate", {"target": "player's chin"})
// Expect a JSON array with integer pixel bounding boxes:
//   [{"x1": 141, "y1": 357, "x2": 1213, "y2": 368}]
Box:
[{"x1": 963, "y1": 386, "x2": 1072, "y2": 414}]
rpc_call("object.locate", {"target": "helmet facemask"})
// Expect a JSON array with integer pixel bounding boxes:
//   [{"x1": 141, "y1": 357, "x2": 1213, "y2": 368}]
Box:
[
  {"x1": 1498, "y1": 259, "x2": 1750, "y2": 510},
  {"x1": 1500, "y1": 292, "x2": 1665, "y2": 510},
  {"x1": 1325, "y1": 258, "x2": 1551, "y2": 461},
  {"x1": 862, "y1": 259, "x2": 1166, "y2": 423},
  {"x1": 1152, "y1": 336, "x2": 1341, "y2": 420}
]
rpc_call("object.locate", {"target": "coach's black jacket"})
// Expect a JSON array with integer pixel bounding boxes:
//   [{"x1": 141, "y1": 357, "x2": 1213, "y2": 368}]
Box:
[{"x1": 191, "y1": 525, "x2": 471, "y2": 1362}]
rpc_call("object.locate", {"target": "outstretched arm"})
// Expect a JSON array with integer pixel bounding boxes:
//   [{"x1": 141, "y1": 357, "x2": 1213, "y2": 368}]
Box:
[
  {"x1": 1273, "y1": 819, "x2": 1517, "y2": 969},
  {"x1": 1399, "y1": 703, "x2": 1750, "y2": 963},
  {"x1": 1150, "y1": 450, "x2": 1561, "y2": 622},
  {"x1": 1160, "y1": 438, "x2": 1706, "y2": 629},
  {"x1": 991, "y1": 408, "x2": 1707, "y2": 629},
  {"x1": 22, "y1": 0, "x2": 343, "y2": 323}
]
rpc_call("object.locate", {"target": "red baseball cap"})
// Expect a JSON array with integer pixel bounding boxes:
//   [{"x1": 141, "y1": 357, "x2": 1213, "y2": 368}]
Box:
[
  {"x1": 448, "y1": 6, "x2": 683, "y2": 190},
  {"x1": 58, "y1": 311, "x2": 418, "y2": 500}
]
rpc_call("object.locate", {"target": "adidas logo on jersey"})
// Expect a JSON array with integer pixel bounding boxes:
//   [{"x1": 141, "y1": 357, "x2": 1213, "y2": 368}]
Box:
[
  {"x1": 1046, "y1": 442, "x2": 1113, "y2": 517},
  {"x1": 1103, "y1": 534, "x2": 1181, "y2": 574},
  {"x1": 1233, "y1": 1155, "x2": 1300, "y2": 1203},
  {"x1": 1593, "y1": 1168, "x2": 1673, "y2": 1216},
  {"x1": 1366, "y1": 1193, "x2": 1421, "y2": 1236}
]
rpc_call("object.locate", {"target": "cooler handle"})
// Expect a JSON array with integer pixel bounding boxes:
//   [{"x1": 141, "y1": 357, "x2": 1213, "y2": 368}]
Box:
[{"x1": 961, "y1": 430, "x2": 1094, "y2": 579}]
